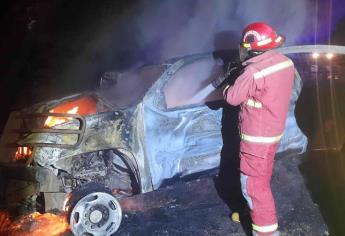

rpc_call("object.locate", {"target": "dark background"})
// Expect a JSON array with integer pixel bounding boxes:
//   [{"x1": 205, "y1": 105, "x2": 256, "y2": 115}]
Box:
[
  {"x1": 1, "y1": 0, "x2": 345, "y2": 133},
  {"x1": 0, "y1": 0, "x2": 137, "y2": 132}
]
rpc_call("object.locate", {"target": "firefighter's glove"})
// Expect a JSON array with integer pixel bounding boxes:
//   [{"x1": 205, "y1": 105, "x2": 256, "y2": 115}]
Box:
[{"x1": 212, "y1": 61, "x2": 242, "y2": 89}]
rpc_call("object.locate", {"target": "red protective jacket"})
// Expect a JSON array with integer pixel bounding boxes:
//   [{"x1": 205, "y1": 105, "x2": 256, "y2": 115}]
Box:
[{"x1": 224, "y1": 50, "x2": 295, "y2": 144}]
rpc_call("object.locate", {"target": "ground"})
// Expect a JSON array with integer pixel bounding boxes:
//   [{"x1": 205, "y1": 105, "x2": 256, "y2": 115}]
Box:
[
  {"x1": 0, "y1": 150, "x2": 334, "y2": 236},
  {"x1": 112, "y1": 154, "x2": 328, "y2": 236}
]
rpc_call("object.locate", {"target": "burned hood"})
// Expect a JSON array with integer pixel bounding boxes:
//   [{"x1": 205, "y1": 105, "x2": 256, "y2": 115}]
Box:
[
  {"x1": 9, "y1": 92, "x2": 135, "y2": 167},
  {"x1": 31, "y1": 109, "x2": 134, "y2": 168}
]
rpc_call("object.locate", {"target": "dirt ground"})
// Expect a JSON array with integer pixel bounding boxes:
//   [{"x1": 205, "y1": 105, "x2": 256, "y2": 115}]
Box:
[
  {"x1": 0, "y1": 148, "x2": 334, "y2": 236},
  {"x1": 112, "y1": 154, "x2": 328, "y2": 236}
]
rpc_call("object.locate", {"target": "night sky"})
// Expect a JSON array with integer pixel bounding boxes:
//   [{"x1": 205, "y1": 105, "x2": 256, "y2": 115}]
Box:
[
  {"x1": 0, "y1": 0, "x2": 345, "y2": 132},
  {"x1": 0, "y1": 0, "x2": 133, "y2": 132}
]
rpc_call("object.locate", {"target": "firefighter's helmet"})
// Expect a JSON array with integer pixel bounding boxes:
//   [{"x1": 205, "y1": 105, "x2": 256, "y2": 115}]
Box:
[{"x1": 241, "y1": 22, "x2": 285, "y2": 51}]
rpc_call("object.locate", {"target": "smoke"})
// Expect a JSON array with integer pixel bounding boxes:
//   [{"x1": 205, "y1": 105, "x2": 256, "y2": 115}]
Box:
[
  {"x1": 119, "y1": 0, "x2": 313, "y2": 66},
  {"x1": 59, "y1": 0, "x2": 315, "y2": 92}
]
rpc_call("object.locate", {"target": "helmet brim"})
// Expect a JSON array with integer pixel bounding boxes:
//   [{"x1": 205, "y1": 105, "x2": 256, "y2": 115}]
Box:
[{"x1": 242, "y1": 34, "x2": 285, "y2": 52}]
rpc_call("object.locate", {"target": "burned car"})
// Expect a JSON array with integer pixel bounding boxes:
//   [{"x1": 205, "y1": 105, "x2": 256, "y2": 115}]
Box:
[{"x1": 2, "y1": 45, "x2": 343, "y2": 235}]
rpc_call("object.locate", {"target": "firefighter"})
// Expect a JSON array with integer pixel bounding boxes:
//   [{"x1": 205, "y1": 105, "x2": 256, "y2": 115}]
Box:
[{"x1": 223, "y1": 22, "x2": 295, "y2": 236}]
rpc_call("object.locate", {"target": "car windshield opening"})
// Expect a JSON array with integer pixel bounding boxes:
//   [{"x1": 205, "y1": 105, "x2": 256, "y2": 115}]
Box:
[{"x1": 98, "y1": 65, "x2": 166, "y2": 108}]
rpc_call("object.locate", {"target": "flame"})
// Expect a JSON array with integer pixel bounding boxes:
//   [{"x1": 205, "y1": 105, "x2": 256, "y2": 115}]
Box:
[
  {"x1": 44, "y1": 96, "x2": 99, "y2": 128},
  {"x1": 4, "y1": 212, "x2": 69, "y2": 236},
  {"x1": 0, "y1": 194, "x2": 74, "y2": 235},
  {"x1": 62, "y1": 193, "x2": 72, "y2": 212},
  {"x1": 15, "y1": 146, "x2": 33, "y2": 161},
  {"x1": 44, "y1": 106, "x2": 79, "y2": 127},
  {"x1": 0, "y1": 211, "x2": 12, "y2": 235}
]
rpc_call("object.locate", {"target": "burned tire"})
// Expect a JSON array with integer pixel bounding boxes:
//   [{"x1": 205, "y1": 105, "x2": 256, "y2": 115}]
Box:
[{"x1": 67, "y1": 183, "x2": 122, "y2": 236}]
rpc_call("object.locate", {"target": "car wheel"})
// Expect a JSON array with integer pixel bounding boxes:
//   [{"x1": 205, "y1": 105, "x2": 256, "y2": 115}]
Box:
[{"x1": 67, "y1": 183, "x2": 122, "y2": 236}]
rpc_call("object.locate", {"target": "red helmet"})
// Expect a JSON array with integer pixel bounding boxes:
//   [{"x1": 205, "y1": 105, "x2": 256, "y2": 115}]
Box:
[{"x1": 241, "y1": 22, "x2": 285, "y2": 51}]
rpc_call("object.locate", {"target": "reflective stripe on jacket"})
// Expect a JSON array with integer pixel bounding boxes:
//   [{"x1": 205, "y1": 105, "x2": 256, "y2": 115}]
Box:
[{"x1": 224, "y1": 50, "x2": 295, "y2": 143}]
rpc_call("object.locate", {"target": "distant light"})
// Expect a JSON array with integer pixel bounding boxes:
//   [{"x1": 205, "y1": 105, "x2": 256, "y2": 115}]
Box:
[
  {"x1": 326, "y1": 53, "x2": 334, "y2": 59},
  {"x1": 312, "y1": 52, "x2": 320, "y2": 59}
]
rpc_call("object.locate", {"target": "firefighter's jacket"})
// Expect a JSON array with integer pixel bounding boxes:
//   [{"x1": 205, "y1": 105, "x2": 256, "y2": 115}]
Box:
[{"x1": 224, "y1": 50, "x2": 295, "y2": 145}]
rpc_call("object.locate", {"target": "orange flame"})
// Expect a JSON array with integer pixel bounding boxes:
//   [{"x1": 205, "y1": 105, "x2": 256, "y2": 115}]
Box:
[
  {"x1": 0, "y1": 211, "x2": 12, "y2": 235},
  {"x1": 44, "y1": 106, "x2": 79, "y2": 127},
  {"x1": 44, "y1": 96, "x2": 99, "y2": 128},
  {"x1": 5, "y1": 212, "x2": 69, "y2": 236},
  {"x1": 15, "y1": 146, "x2": 33, "y2": 161}
]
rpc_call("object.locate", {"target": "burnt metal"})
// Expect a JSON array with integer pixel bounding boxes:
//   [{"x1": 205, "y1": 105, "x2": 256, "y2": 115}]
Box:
[
  {"x1": 59, "y1": 149, "x2": 140, "y2": 197},
  {"x1": 14, "y1": 113, "x2": 86, "y2": 149}
]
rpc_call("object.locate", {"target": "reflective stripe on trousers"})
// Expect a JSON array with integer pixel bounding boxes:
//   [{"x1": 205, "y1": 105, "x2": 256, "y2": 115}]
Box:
[
  {"x1": 252, "y1": 229, "x2": 280, "y2": 236},
  {"x1": 241, "y1": 133, "x2": 283, "y2": 144},
  {"x1": 253, "y1": 223, "x2": 279, "y2": 234}
]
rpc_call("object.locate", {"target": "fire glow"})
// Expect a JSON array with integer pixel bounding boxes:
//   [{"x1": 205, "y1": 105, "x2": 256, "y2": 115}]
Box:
[
  {"x1": 44, "y1": 96, "x2": 98, "y2": 128},
  {"x1": 44, "y1": 106, "x2": 79, "y2": 127},
  {"x1": 15, "y1": 146, "x2": 33, "y2": 161},
  {"x1": 0, "y1": 212, "x2": 69, "y2": 236}
]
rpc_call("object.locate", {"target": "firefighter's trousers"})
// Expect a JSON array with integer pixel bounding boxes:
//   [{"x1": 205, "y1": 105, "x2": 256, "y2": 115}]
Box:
[{"x1": 239, "y1": 141, "x2": 280, "y2": 235}]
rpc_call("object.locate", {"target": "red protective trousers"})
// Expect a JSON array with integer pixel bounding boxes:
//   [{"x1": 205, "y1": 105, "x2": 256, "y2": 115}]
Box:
[{"x1": 240, "y1": 141, "x2": 279, "y2": 235}]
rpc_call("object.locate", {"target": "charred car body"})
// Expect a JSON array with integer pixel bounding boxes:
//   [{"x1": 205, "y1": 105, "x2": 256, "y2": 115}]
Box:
[{"x1": 2, "y1": 45, "x2": 342, "y2": 235}]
